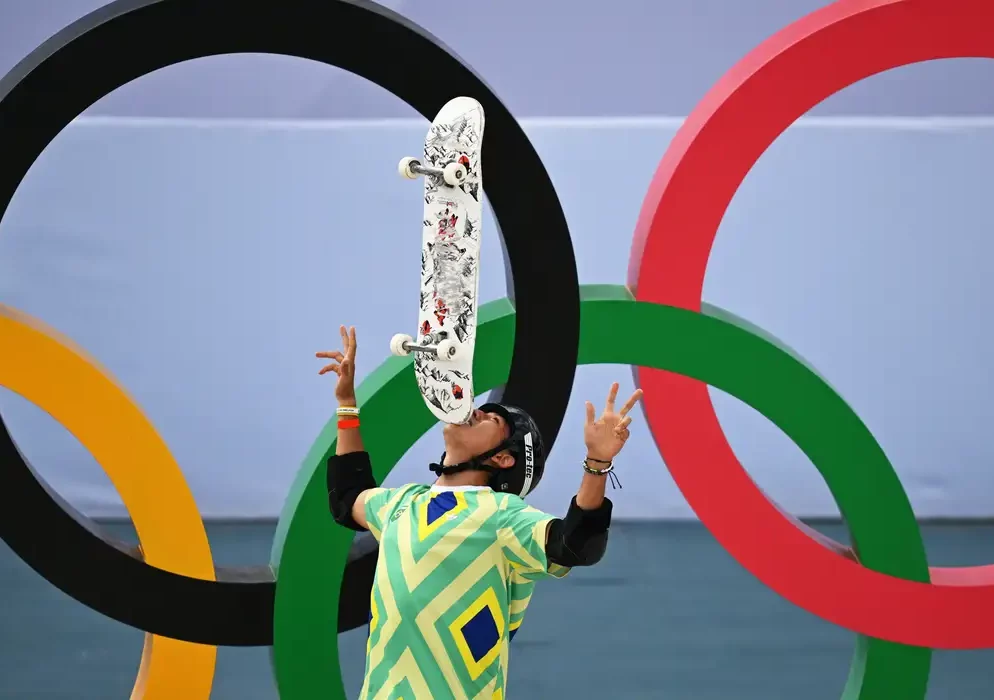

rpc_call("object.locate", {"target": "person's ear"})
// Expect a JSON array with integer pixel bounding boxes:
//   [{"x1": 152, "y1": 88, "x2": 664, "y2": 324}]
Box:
[{"x1": 492, "y1": 451, "x2": 515, "y2": 469}]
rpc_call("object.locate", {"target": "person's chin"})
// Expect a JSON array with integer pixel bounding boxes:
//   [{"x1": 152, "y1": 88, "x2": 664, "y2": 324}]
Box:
[{"x1": 441, "y1": 422, "x2": 466, "y2": 440}]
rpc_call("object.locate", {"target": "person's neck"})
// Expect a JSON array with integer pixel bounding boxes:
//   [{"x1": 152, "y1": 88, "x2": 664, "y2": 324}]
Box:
[
  {"x1": 441, "y1": 446, "x2": 476, "y2": 467},
  {"x1": 433, "y1": 471, "x2": 490, "y2": 489},
  {"x1": 436, "y1": 447, "x2": 490, "y2": 488}
]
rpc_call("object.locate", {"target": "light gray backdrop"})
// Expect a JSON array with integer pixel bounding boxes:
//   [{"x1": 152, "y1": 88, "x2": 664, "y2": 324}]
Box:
[{"x1": 0, "y1": 0, "x2": 991, "y2": 520}]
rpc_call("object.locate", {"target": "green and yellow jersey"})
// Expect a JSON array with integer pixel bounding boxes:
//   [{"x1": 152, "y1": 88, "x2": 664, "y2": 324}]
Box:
[{"x1": 359, "y1": 483, "x2": 570, "y2": 700}]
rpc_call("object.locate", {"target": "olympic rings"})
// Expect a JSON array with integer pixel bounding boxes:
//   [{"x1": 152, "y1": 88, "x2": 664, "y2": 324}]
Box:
[
  {"x1": 0, "y1": 0, "x2": 578, "y2": 654},
  {"x1": 2, "y1": 0, "x2": 992, "y2": 698},
  {"x1": 627, "y1": 0, "x2": 994, "y2": 656},
  {"x1": 272, "y1": 285, "x2": 932, "y2": 699},
  {"x1": 0, "y1": 305, "x2": 217, "y2": 698}
]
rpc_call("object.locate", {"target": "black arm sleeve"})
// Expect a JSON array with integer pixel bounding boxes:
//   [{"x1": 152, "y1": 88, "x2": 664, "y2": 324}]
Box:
[
  {"x1": 327, "y1": 451, "x2": 377, "y2": 531},
  {"x1": 545, "y1": 496, "x2": 613, "y2": 567}
]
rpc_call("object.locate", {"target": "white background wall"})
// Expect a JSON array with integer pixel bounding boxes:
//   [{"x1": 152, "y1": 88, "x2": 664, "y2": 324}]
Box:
[{"x1": 1, "y1": 114, "x2": 992, "y2": 520}]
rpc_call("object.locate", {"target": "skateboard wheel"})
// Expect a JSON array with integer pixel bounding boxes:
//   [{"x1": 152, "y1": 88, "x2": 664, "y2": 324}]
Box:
[
  {"x1": 442, "y1": 161, "x2": 467, "y2": 186},
  {"x1": 390, "y1": 333, "x2": 413, "y2": 356},
  {"x1": 398, "y1": 157, "x2": 419, "y2": 180},
  {"x1": 435, "y1": 338, "x2": 460, "y2": 361}
]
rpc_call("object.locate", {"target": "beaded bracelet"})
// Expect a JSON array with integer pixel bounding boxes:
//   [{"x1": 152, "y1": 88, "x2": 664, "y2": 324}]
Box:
[{"x1": 583, "y1": 458, "x2": 622, "y2": 489}]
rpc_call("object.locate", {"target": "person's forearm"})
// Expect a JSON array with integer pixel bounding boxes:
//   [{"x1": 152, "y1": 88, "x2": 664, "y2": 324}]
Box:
[
  {"x1": 327, "y1": 400, "x2": 374, "y2": 530},
  {"x1": 575, "y1": 470, "x2": 608, "y2": 510},
  {"x1": 576, "y1": 449, "x2": 617, "y2": 509},
  {"x1": 336, "y1": 397, "x2": 365, "y2": 455}
]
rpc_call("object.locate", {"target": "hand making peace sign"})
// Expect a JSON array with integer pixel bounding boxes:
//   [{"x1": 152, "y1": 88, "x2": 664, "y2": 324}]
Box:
[{"x1": 584, "y1": 382, "x2": 643, "y2": 462}]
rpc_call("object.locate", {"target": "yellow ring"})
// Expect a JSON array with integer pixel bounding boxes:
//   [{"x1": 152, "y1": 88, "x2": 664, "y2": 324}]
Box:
[{"x1": 0, "y1": 304, "x2": 217, "y2": 698}]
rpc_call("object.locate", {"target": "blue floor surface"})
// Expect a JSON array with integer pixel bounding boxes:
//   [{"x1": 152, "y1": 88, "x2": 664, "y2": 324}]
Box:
[{"x1": 1, "y1": 520, "x2": 991, "y2": 698}]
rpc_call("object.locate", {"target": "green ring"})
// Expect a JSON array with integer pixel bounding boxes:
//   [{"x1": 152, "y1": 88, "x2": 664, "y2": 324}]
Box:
[{"x1": 269, "y1": 284, "x2": 930, "y2": 699}]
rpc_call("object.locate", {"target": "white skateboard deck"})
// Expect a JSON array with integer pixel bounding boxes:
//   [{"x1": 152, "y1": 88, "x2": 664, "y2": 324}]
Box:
[{"x1": 398, "y1": 97, "x2": 485, "y2": 424}]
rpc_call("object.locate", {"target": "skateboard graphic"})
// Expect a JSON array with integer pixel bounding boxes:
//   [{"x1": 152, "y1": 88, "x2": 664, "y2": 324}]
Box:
[{"x1": 389, "y1": 96, "x2": 485, "y2": 425}]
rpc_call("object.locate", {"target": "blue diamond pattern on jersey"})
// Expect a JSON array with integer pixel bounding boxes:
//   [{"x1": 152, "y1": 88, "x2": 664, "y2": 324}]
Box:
[
  {"x1": 461, "y1": 605, "x2": 500, "y2": 662},
  {"x1": 426, "y1": 491, "x2": 458, "y2": 525}
]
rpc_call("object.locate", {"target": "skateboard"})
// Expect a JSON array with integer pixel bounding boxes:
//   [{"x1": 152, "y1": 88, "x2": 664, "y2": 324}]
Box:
[{"x1": 389, "y1": 96, "x2": 485, "y2": 425}]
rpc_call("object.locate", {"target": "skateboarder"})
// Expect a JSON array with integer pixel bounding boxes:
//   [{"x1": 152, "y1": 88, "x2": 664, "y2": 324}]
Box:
[{"x1": 319, "y1": 325, "x2": 642, "y2": 699}]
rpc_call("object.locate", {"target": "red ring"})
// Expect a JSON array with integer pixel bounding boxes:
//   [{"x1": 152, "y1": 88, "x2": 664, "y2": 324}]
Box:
[{"x1": 628, "y1": 0, "x2": 994, "y2": 649}]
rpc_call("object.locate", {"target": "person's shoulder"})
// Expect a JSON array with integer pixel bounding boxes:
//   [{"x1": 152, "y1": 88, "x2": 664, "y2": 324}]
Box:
[
  {"x1": 368, "y1": 483, "x2": 429, "y2": 517},
  {"x1": 491, "y1": 490, "x2": 527, "y2": 510},
  {"x1": 491, "y1": 491, "x2": 551, "y2": 521},
  {"x1": 391, "y1": 483, "x2": 431, "y2": 498},
  {"x1": 369, "y1": 482, "x2": 429, "y2": 503}
]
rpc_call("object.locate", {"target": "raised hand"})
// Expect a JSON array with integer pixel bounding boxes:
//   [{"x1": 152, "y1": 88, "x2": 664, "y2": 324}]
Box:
[
  {"x1": 583, "y1": 382, "x2": 642, "y2": 462},
  {"x1": 316, "y1": 325, "x2": 358, "y2": 406}
]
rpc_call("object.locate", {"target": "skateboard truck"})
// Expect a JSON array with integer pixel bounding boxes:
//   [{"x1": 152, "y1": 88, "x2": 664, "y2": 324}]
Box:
[
  {"x1": 398, "y1": 156, "x2": 467, "y2": 187},
  {"x1": 390, "y1": 331, "x2": 461, "y2": 361}
]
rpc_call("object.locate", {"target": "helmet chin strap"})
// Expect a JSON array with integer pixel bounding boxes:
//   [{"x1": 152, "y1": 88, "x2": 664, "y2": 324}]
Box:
[{"x1": 429, "y1": 438, "x2": 512, "y2": 477}]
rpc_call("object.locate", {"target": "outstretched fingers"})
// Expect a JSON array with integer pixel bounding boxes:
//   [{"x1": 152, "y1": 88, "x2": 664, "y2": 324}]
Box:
[
  {"x1": 604, "y1": 382, "x2": 619, "y2": 414},
  {"x1": 317, "y1": 324, "x2": 356, "y2": 375},
  {"x1": 618, "y1": 388, "x2": 643, "y2": 417},
  {"x1": 585, "y1": 401, "x2": 596, "y2": 425},
  {"x1": 345, "y1": 325, "x2": 357, "y2": 360},
  {"x1": 318, "y1": 362, "x2": 342, "y2": 376}
]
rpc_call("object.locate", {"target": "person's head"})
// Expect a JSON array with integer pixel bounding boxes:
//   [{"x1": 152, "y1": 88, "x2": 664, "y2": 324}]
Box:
[
  {"x1": 431, "y1": 402, "x2": 546, "y2": 497},
  {"x1": 441, "y1": 406, "x2": 514, "y2": 467}
]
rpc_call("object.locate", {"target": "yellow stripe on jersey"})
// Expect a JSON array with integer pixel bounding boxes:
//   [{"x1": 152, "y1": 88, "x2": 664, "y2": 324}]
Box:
[
  {"x1": 369, "y1": 595, "x2": 380, "y2": 636},
  {"x1": 498, "y1": 500, "x2": 572, "y2": 581},
  {"x1": 365, "y1": 540, "x2": 403, "y2": 680},
  {"x1": 498, "y1": 520, "x2": 549, "y2": 572},
  {"x1": 469, "y1": 676, "x2": 500, "y2": 700},
  {"x1": 365, "y1": 485, "x2": 420, "y2": 540},
  {"x1": 369, "y1": 648, "x2": 431, "y2": 700},
  {"x1": 397, "y1": 491, "x2": 500, "y2": 592},
  {"x1": 509, "y1": 588, "x2": 533, "y2": 616}
]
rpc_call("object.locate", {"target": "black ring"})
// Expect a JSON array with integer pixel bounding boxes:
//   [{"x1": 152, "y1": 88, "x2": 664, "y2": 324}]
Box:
[{"x1": 0, "y1": 0, "x2": 580, "y2": 646}]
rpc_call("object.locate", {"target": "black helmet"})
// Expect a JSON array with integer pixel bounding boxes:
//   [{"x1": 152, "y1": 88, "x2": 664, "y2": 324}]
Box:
[{"x1": 428, "y1": 402, "x2": 546, "y2": 497}]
